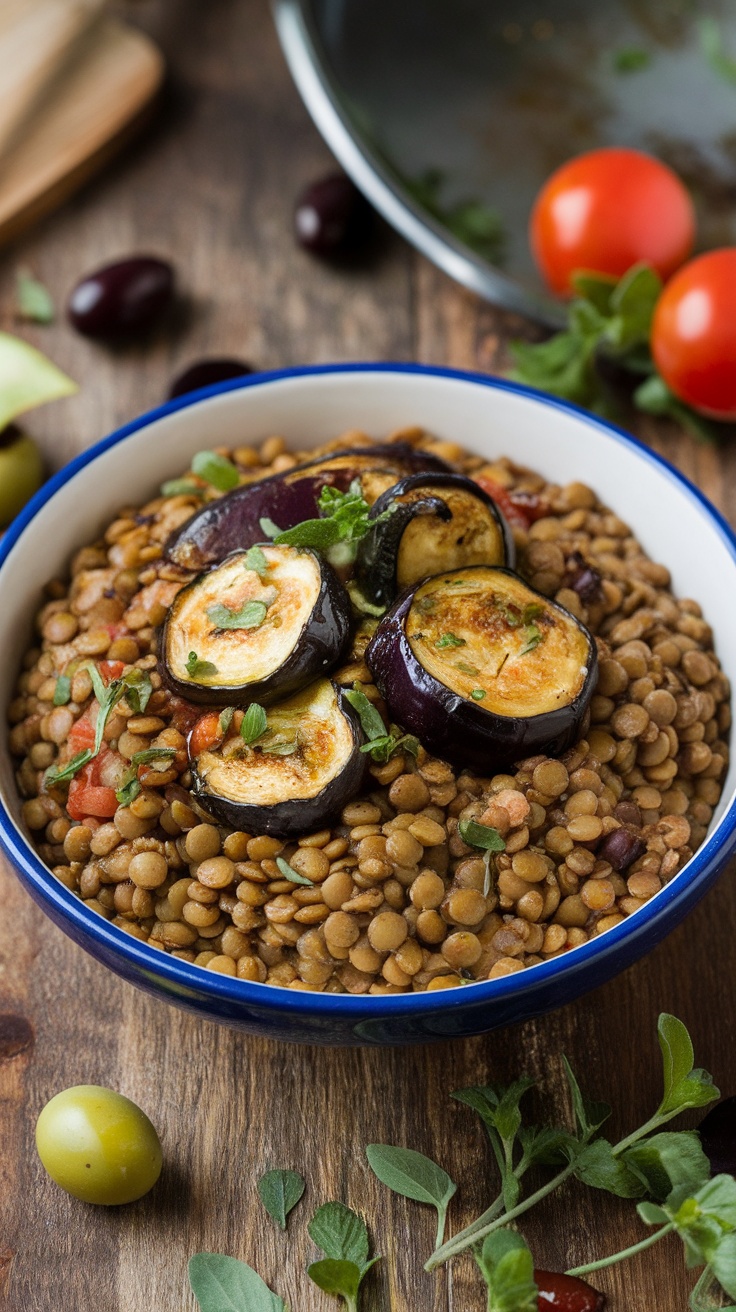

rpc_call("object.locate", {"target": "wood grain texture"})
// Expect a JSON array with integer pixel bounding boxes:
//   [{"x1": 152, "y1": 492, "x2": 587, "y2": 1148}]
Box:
[{"x1": 1, "y1": 3, "x2": 735, "y2": 1310}]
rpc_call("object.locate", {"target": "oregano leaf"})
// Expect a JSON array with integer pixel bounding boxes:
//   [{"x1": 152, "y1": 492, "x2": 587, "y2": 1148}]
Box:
[
  {"x1": 188, "y1": 1253, "x2": 286, "y2": 1312},
  {"x1": 257, "y1": 1169, "x2": 305, "y2": 1230}
]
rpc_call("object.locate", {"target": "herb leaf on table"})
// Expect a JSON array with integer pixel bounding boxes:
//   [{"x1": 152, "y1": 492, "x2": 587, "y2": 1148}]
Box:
[
  {"x1": 366, "y1": 1144, "x2": 457, "y2": 1249},
  {"x1": 475, "y1": 1231, "x2": 538, "y2": 1312},
  {"x1": 15, "y1": 269, "x2": 55, "y2": 323},
  {"x1": 307, "y1": 1202, "x2": 378, "y2": 1311},
  {"x1": 257, "y1": 1169, "x2": 305, "y2": 1229},
  {"x1": 188, "y1": 1253, "x2": 286, "y2": 1312}
]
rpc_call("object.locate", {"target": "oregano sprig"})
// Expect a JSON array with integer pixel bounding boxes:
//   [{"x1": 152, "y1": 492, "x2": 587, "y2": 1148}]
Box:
[{"x1": 307, "y1": 1202, "x2": 379, "y2": 1312}]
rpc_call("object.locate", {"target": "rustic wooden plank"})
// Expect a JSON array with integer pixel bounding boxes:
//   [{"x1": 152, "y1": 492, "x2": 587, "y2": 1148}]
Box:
[{"x1": 0, "y1": 3, "x2": 735, "y2": 1312}]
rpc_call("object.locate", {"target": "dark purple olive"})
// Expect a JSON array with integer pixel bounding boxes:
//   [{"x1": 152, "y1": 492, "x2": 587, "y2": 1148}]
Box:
[
  {"x1": 698, "y1": 1097, "x2": 736, "y2": 1176},
  {"x1": 67, "y1": 256, "x2": 174, "y2": 338},
  {"x1": 566, "y1": 551, "x2": 604, "y2": 605},
  {"x1": 597, "y1": 828, "x2": 647, "y2": 872},
  {"x1": 294, "y1": 173, "x2": 373, "y2": 255},
  {"x1": 168, "y1": 358, "x2": 252, "y2": 400}
]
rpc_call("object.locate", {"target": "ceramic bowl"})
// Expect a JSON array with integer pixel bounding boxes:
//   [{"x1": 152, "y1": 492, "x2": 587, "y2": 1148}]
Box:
[{"x1": 1, "y1": 364, "x2": 735, "y2": 1045}]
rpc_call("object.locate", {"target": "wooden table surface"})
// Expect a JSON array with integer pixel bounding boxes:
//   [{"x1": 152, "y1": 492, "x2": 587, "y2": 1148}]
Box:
[{"x1": 2, "y1": 4, "x2": 736, "y2": 1310}]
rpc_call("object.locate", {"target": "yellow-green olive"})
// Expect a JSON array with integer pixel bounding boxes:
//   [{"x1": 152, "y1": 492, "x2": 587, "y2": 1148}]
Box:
[
  {"x1": 35, "y1": 1085, "x2": 162, "y2": 1205},
  {"x1": 0, "y1": 427, "x2": 43, "y2": 527}
]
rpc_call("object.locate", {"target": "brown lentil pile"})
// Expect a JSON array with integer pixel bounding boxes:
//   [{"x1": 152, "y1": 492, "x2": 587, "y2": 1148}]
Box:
[{"x1": 8, "y1": 429, "x2": 731, "y2": 993}]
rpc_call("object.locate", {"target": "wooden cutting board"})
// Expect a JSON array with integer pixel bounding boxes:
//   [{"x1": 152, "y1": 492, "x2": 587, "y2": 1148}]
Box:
[{"x1": 0, "y1": 6, "x2": 164, "y2": 247}]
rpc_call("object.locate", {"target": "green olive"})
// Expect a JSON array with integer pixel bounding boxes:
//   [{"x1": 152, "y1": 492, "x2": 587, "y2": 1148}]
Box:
[
  {"x1": 0, "y1": 427, "x2": 43, "y2": 527},
  {"x1": 35, "y1": 1084, "x2": 162, "y2": 1205}
]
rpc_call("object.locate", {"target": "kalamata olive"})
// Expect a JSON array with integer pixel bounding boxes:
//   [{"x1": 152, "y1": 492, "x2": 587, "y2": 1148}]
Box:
[
  {"x1": 67, "y1": 256, "x2": 174, "y2": 338},
  {"x1": 0, "y1": 425, "x2": 44, "y2": 527},
  {"x1": 567, "y1": 552, "x2": 604, "y2": 604},
  {"x1": 597, "y1": 828, "x2": 647, "y2": 873},
  {"x1": 535, "y1": 1270, "x2": 605, "y2": 1311},
  {"x1": 294, "y1": 173, "x2": 373, "y2": 255},
  {"x1": 698, "y1": 1096, "x2": 736, "y2": 1176},
  {"x1": 168, "y1": 357, "x2": 252, "y2": 400}
]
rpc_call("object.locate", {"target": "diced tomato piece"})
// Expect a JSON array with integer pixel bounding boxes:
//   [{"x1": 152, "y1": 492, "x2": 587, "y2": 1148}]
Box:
[
  {"x1": 99, "y1": 660, "x2": 125, "y2": 682},
  {"x1": 68, "y1": 715, "x2": 96, "y2": 753},
  {"x1": 475, "y1": 475, "x2": 546, "y2": 530},
  {"x1": 67, "y1": 783, "x2": 119, "y2": 820},
  {"x1": 188, "y1": 710, "x2": 224, "y2": 759}
]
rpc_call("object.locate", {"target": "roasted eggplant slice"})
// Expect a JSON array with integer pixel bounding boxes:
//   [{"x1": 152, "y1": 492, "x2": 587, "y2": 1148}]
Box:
[
  {"x1": 160, "y1": 544, "x2": 351, "y2": 705},
  {"x1": 366, "y1": 566, "x2": 597, "y2": 772},
  {"x1": 355, "y1": 472, "x2": 514, "y2": 609},
  {"x1": 165, "y1": 443, "x2": 450, "y2": 571},
  {"x1": 189, "y1": 679, "x2": 365, "y2": 836}
]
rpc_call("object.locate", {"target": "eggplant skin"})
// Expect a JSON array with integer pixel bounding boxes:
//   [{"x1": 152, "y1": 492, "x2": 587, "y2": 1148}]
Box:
[
  {"x1": 190, "y1": 683, "x2": 366, "y2": 838},
  {"x1": 158, "y1": 547, "x2": 352, "y2": 707},
  {"x1": 366, "y1": 573, "x2": 597, "y2": 774},
  {"x1": 165, "y1": 443, "x2": 451, "y2": 571},
  {"x1": 355, "y1": 472, "x2": 515, "y2": 609}
]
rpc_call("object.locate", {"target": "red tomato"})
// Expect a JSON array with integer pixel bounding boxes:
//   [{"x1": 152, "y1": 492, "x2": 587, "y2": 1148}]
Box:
[
  {"x1": 68, "y1": 714, "x2": 96, "y2": 754},
  {"x1": 530, "y1": 147, "x2": 695, "y2": 296},
  {"x1": 67, "y1": 783, "x2": 118, "y2": 821},
  {"x1": 99, "y1": 660, "x2": 125, "y2": 682},
  {"x1": 188, "y1": 710, "x2": 224, "y2": 759},
  {"x1": 475, "y1": 476, "x2": 546, "y2": 531},
  {"x1": 651, "y1": 248, "x2": 736, "y2": 420}
]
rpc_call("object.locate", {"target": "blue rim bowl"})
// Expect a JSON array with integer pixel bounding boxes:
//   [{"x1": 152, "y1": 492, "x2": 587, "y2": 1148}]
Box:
[{"x1": 1, "y1": 363, "x2": 735, "y2": 1045}]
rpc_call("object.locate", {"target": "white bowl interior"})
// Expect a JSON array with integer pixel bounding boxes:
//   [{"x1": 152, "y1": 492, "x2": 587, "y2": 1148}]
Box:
[{"x1": 2, "y1": 369, "x2": 734, "y2": 902}]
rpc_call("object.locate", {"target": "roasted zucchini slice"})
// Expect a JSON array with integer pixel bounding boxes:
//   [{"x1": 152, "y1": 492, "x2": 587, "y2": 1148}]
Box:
[
  {"x1": 355, "y1": 472, "x2": 514, "y2": 608},
  {"x1": 160, "y1": 544, "x2": 351, "y2": 705},
  {"x1": 366, "y1": 566, "x2": 597, "y2": 771},
  {"x1": 165, "y1": 443, "x2": 450, "y2": 571},
  {"x1": 189, "y1": 679, "x2": 365, "y2": 836}
]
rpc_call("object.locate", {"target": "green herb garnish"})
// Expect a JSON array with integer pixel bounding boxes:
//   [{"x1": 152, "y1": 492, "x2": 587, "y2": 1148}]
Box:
[
  {"x1": 191, "y1": 449, "x2": 240, "y2": 491},
  {"x1": 258, "y1": 1169, "x2": 305, "y2": 1229},
  {"x1": 275, "y1": 855, "x2": 313, "y2": 886},
  {"x1": 435, "y1": 632, "x2": 466, "y2": 649},
  {"x1": 186, "y1": 651, "x2": 218, "y2": 679},
  {"x1": 52, "y1": 675, "x2": 71, "y2": 706},
  {"x1": 308, "y1": 1201, "x2": 380, "y2": 1312},
  {"x1": 476, "y1": 1231, "x2": 538, "y2": 1312},
  {"x1": 160, "y1": 478, "x2": 205, "y2": 498},
  {"x1": 245, "y1": 545, "x2": 269, "y2": 577},
  {"x1": 343, "y1": 684, "x2": 388, "y2": 742},
  {"x1": 16, "y1": 269, "x2": 55, "y2": 324},
  {"x1": 273, "y1": 481, "x2": 391, "y2": 568},
  {"x1": 240, "y1": 702, "x2": 267, "y2": 746},
  {"x1": 456, "y1": 661, "x2": 480, "y2": 676},
  {"x1": 510, "y1": 263, "x2": 724, "y2": 442},
  {"x1": 115, "y1": 748, "x2": 177, "y2": 806},
  {"x1": 217, "y1": 706, "x2": 235, "y2": 737},
  {"x1": 458, "y1": 818, "x2": 506, "y2": 852},
  {"x1": 613, "y1": 47, "x2": 651, "y2": 73},
  {"x1": 45, "y1": 749, "x2": 93, "y2": 787},
  {"x1": 471, "y1": 689, "x2": 486, "y2": 701},
  {"x1": 263, "y1": 739, "x2": 299, "y2": 757},
  {"x1": 519, "y1": 624, "x2": 543, "y2": 655},
  {"x1": 343, "y1": 684, "x2": 418, "y2": 763},
  {"x1": 207, "y1": 599, "x2": 269, "y2": 630},
  {"x1": 366, "y1": 1145, "x2": 456, "y2": 1250}
]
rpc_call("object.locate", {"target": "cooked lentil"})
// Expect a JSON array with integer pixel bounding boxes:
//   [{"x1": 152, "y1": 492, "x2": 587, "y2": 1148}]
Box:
[{"x1": 8, "y1": 431, "x2": 730, "y2": 992}]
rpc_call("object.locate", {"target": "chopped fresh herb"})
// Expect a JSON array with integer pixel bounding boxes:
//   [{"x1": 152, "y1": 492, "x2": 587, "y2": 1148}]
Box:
[
  {"x1": 522, "y1": 603, "x2": 543, "y2": 624},
  {"x1": 273, "y1": 481, "x2": 390, "y2": 566},
  {"x1": 15, "y1": 269, "x2": 55, "y2": 324},
  {"x1": 115, "y1": 748, "x2": 177, "y2": 805},
  {"x1": 186, "y1": 651, "x2": 218, "y2": 679},
  {"x1": 263, "y1": 739, "x2": 299, "y2": 757},
  {"x1": 276, "y1": 856, "x2": 313, "y2": 886},
  {"x1": 119, "y1": 668, "x2": 153, "y2": 716},
  {"x1": 495, "y1": 599, "x2": 523, "y2": 627},
  {"x1": 699, "y1": 17, "x2": 736, "y2": 85},
  {"x1": 471, "y1": 689, "x2": 486, "y2": 701},
  {"x1": 45, "y1": 749, "x2": 93, "y2": 787},
  {"x1": 191, "y1": 449, "x2": 240, "y2": 491},
  {"x1": 455, "y1": 661, "x2": 480, "y2": 676},
  {"x1": 359, "y1": 731, "x2": 420, "y2": 764},
  {"x1": 241, "y1": 702, "x2": 268, "y2": 746},
  {"x1": 458, "y1": 818, "x2": 506, "y2": 852},
  {"x1": 519, "y1": 624, "x2": 543, "y2": 655},
  {"x1": 245, "y1": 545, "x2": 269, "y2": 577},
  {"x1": 435, "y1": 632, "x2": 466, "y2": 649},
  {"x1": 52, "y1": 675, "x2": 71, "y2": 706},
  {"x1": 417, "y1": 596, "x2": 437, "y2": 613},
  {"x1": 257, "y1": 1169, "x2": 305, "y2": 1229},
  {"x1": 218, "y1": 706, "x2": 235, "y2": 737},
  {"x1": 343, "y1": 684, "x2": 388, "y2": 742},
  {"x1": 160, "y1": 478, "x2": 204, "y2": 498},
  {"x1": 207, "y1": 598, "x2": 269, "y2": 630},
  {"x1": 613, "y1": 46, "x2": 651, "y2": 73},
  {"x1": 259, "y1": 516, "x2": 281, "y2": 539}
]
